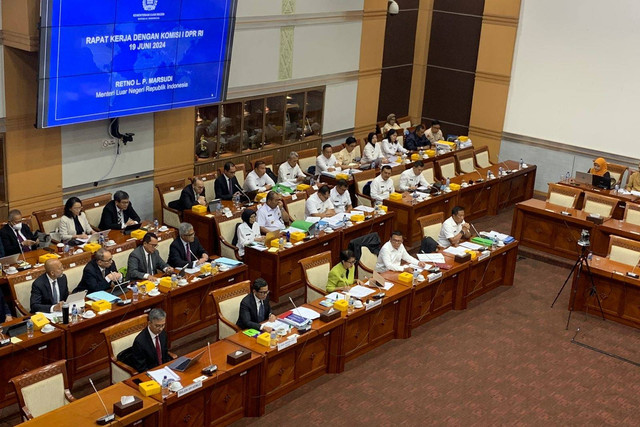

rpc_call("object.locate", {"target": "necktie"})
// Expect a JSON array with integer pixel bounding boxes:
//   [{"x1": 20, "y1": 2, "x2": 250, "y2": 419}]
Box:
[
  {"x1": 185, "y1": 243, "x2": 191, "y2": 262},
  {"x1": 15, "y1": 231, "x2": 31, "y2": 252},
  {"x1": 118, "y1": 210, "x2": 124, "y2": 227},
  {"x1": 228, "y1": 177, "x2": 233, "y2": 195},
  {"x1": 51, "y1": 280, "x2": 59, "y2": 304},
  {"x1": 147, "y1": 254, "x2": 153, "y2": 274},
  {"x1": 258, "y1": 300, "x2": 265, "y2": 322},
  {"x1": 155, "y1": 335, "x2": 162, "y2": 364}
]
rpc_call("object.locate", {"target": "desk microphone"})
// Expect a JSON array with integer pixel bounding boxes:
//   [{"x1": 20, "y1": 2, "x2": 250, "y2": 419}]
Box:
[
  {"x1": 627, "y1": 262, "x2": 640, "y2": 279},
  {"x1": 288, "y1": 297, "x2": 311, "y2": 331},
  {"x1": 89, "y1": 378, "x2": 115, "y2": 425},
  {"x1": 233, "y1": 183, "x2": 253, "y2": 205},
  {"x1": 201, "y1": 341, "x2": 218, "y2": 376},
  {"x1": 470, "y1": 223, "x2": 481, "y2": 237},
  {"x1": 114, "y1": 279, "x2": 131, "y2": 305}
]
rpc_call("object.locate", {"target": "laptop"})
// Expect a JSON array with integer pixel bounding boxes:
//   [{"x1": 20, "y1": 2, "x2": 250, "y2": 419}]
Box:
[
  {"x1": 0, "y1": 254, "x2": 20, "y2": 267},
  {"x1": 87, "y1": 229, "x2": 111, "y2": 243},
  {"x1": 6, "y1": 321, "x2": 28, "y2": 338},
  {"x1": 169, "y1": 349, "x2": 206, "y2": 372},
  {"x1": 67, "y1": 290, "x2": 87, "y2": 309},
  {"x1": 110, "y1": 281, "x2": 131, "y2": 296},
  {"x1": 574, "y1": 171, "x2": 592, "y2": 185}
]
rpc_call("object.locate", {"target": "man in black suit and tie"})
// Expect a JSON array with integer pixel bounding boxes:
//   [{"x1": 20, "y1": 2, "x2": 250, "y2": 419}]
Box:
[
  {"x1": 99, "y1": 190, "x2": 141, "y2": 231},
  {"x1": 30, "y1": 259, "x2": 69, "y2": 313},
  {"x1": 73, "y1": 249, "x2": 123, "y2": 293},
  {"x1": 0, "y1": 209, "x2": 39, "y2": 256},
  {"x1": 237, "y1": 278, "x2": 277, "y2": 332},
  {"x1": 129, "y1": 308, "x2": 172, "y2": 373},
  {"x1": 168, "y1": 223, "x2": 209, "y2": 268},
  {"x1": 176, "y1": 178, "x2": 207, "y2": 211},
  {"x1": 127, "y1": 233, "x2": 174, "y2": 280},
  {"x1": 214, "y1": 161, "x2": 241, "y2": 201}
]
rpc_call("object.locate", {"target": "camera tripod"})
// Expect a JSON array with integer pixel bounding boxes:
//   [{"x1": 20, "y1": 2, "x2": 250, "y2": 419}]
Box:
[{"x1": 551, "y1": 244, "x2": 605, "y2": 330}]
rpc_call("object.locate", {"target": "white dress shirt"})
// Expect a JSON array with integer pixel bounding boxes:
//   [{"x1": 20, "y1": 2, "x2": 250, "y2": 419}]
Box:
[
  {"x1": 243, "y1": 170, "x2": 275, "y2": 192},
  {"x1": 361, "y1": 143, "x2": 383, "y2": 164},
  {"x1": 370, "y1": 175, "x2": 394, "y2": 201},
  {"x1": 329, "y1": 187, "x2": 351, "y2": 213},
  {"x1": 381, "y1": 138, "x2": 408, "y2": 159},
  {"x1": 426, "y1": 128, "x2": 444, "y2": 144},
  {"x1": 305, "y1": 192, "x2": 335, "y2": 217},
  {"x1": 375, "y1": 241, "x2": 419, "y2": 272},
  {"x1": 316, "y1": 154, "x2": 338, "y2": 173},
  {"x1": 399, "y1": 169, "x2": 430, "y2": 191},
  {"x1": 437, "y1": 216, "x2": 466, "y2": 248},
  {"x1": 278, "y1": 162, "x2": 305, "y2": 186},
  {"x1": 236, "y1": 222, "x2": 261, "y2": 256},
  {"x1": 257, "y1": 203, "x2": 285, "y2": 231}
]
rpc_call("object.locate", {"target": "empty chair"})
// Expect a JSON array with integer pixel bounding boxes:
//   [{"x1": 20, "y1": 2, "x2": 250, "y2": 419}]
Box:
[
  {"x1": 607, "y1": 163, "x2": 628, "y2": 188},
  {"x1": 349, "y1": 232, "x2": 381, "y2": 280},
  {"x1": 283, "y1": 192, "x2": 307, "y2": 222},
  {"x1": 473, "y1": 146, "x2": 493, "y2": 169},
  {"x1": 582, "y1": 192, "x2": 618, "y2": 218},
  {"x1": 546, "y1": 183, "x2": 582, "y2": 209},
  {"x1": 455, "y1": 150, "x2": 476, "y2": 174},
  {"x1": 607, "y1": 235, "x2": 640, "y2": 267},
  {"x1": 422, "y1": 162, "x2": 436, "y2": 184},
  {"x1": 215, "y1": 214, "x2": 243, "y2": 260},
  {"x1": 155, "y1": 179, "x2": 185, "y2": 229},
  {"x1": 623, "y1": 203, "x2": 640, "y2": 226},
  {"x1": 100, "y1": 314, "x2": 149, "y2": 384},
  {"x1": 82, "y1": 193, "x2": 112, "y2": 230},
  {"x1": 299, "y1": 251, "x2": 331, "y2": 303},
  {"x1": 436, "y1": 157, "x2": 457, "y2": 180},
  {"x1": 33, "y1": 206, "x2": 65, "y2": 234},
  {"x1": 211, "y1": 280, "x2": 251, "y2": 340},
  {"x1": 353, "y1": 168, "x2": 377, "y2": 207},
  {"x1": 297, "y1": 147, "x2": 318, "y2": 175},
  {"x1": 417, "y1": 212, "x2": 444, "y2": 241}
]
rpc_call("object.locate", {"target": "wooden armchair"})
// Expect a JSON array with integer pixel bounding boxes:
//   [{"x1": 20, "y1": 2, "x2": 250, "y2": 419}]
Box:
[
  {"x1": 251, "y1": 155, "x2": 274, "y2": 174},
  {"x1": 110, "y1": 240, "x2": 138, "y2": 278},
  {"x1": 283, "y1": 192, "x2": 308, "y2": 222},
  {"x1": 357, "y1": 246, "x2": 378, "y2": 281},
  {"x1": 417, "y1": 212, "x2": 444, "y2": 242},
  {"x1": 60, "y1": 252, "x2": 92, "y2": 290},
  {"x1": 436, "y1": 157, "x2": 457, "y2": 180},
  {"x1": 299, "y1": 251, "x2": 331, "y2": 303},
  {"x1": 10, "y1": 360, "x2": 75, "y2": 421},
  {"x1": 8, "y1": 270, "x2": 46, "y2": 315},
  {"x1": 100, "y1": 314, "x2": 149, "y2": 384},
  {"x1": 195, "y1": 171, "x2": 217, "y2": 201},
  {"x1": 607, "y1": 235, "x2": 640, "y2": 267},
  {"x1": 215, "y1": 214, "x2": 243, "y2": 260},
  {"x1": 473, "y1": 146, "x2": 493, "y2": 169},
  {"x1": 390, "y1": 164, "x2": 405, "y2": 192},
  {"x1": 623, "y1": 202, "x2": 640, "y2": 226},
  {"x1": 455, "y1": 150, "x2": 476, "y2": 174},
  {"x1": 582, "y1": 192, "x2": 618, "y2": 218},
  {"x1": 297, "y1": 147, "x2": 318, "y2": 176},
  {"x1": 82, "y1": 193, "x2": 112, "y2": 230},
  {"x1": 33, "y1": 206, "x2": 65, "y2": 234},
  {"x1": 156, "y1": 179, "x2": 185, "y2": 229},
  {"x1": 607, "y1": 163, "x2": 628, "y2": 188},
  {"x1": 546, "y1": 183, "x2": 582, "y2": 209},
  {"x1": 353, "y1": 168, "x2": 377, "y2": 208},
  {"x1": 422, "y1": 162, "x2": 436, "y2": 185},
  {"x1": 211, "y1": 280, "x2": 251, "y2": 340}
]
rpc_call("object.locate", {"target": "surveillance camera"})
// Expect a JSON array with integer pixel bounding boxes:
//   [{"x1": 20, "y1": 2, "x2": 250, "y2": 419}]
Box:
[{"x1": 388, "y1": 0, "x2": 399, "y2": 15}]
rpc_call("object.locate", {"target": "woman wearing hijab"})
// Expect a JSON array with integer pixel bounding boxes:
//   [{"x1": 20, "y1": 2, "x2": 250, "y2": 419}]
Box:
[
  {"x1": 381, "y1": 113, "x2": 401, "y2": 137},
  {"x1": 233, "y1": 209, "x2": 263, "y2": 257},
  {"x1": 59, "y1": 197, "x2": 94, "y2": 241},
  {"x1": 361, "y1": 132, "x2": 388, "y2": 166},
  {"x1": 589, "y1": 158, "x2": 611, "y2": 179}
]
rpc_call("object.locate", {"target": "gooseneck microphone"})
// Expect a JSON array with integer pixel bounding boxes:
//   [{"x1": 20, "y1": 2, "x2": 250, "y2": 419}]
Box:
[{"x1": 89, "y1": 378, "x2": 115, "y2": 424}]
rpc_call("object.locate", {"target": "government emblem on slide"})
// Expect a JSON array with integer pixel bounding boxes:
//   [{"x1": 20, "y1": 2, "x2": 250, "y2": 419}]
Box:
[{"x1": 142, "y1": 0, "x2": 158, "y2": 12}]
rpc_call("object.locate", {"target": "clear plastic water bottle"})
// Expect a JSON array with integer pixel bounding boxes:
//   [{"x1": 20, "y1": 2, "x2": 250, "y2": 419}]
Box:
[
  {"x1": 310, "y1": 176, "x2": 316, "y2": 187},
  {"x1": 412, "y1": 268, "x2": 419, "y2": 286},
  {"x1": 404, "y1": 128, "x2": 409, "y2": 137},
  {"x1": 348, "y1": 297, "x2": 355, "y2": 314},
  {"x1": 233, "y1": 193, "x2": 240, "y2": 208},
  {"x1": 71, "y1": 304, "x2": 78, "y2": 323},
  {"x1": 614, "y1": 184, "x2": 619, "y2": 194},
  {"x1": 565, "y1": 171, "x2": 571, "y2": 181},
  {"x1": 161, "y1": 376, "x2": 169, "y2": 398},
  {"x1": 63, "y1": 244, "x2": 69, "y2": 254},
  {"x1": 401, "y1": 152, "x2": 407, "y2": 163},
  {"x1": 286, "y1": 231, "x2": 291, "y2": 242},
  {"x1": 26, "y1": 320, "x2": 34, "y2": 338},
  {"x1": 519, "y1": 158, "x2": 524, "y2": 170},
  {"x1": 498, "y1": 166, "x2": 504, "y2": 176},
  {"x1": 131, "y1": 284, "x2": 138, "y2": 302},
  {"x1": 412, "y1": 191, "x2": 418, "y2": 205},
  {"x1": 278, "y1": 236, "x2": 285, "y2": 248},
  {"x1": 445, "y1": 177, "x2": 450, "y2": 189},
  {"x1": 153, "y1": 218, "x2": 159, "y2": 231},
  {"x1": 270, "y1": 330, "x2": 277, "y2": 348},
  {"x1": 98, "y1": 233, "x2": 105, "y2": 246},
  {"x1": 171, "y1": 274, "x2": 178, "y2": 289}
]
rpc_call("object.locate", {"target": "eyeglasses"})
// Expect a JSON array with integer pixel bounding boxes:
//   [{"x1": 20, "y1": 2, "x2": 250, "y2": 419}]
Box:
[
  {"x1": 100, "y1": 258, "x2": 113, "y2": 263},
  {"x1": 344, "y1": 259, "x2": 356, "y2": 265},
  {"x1": 256, "y1": 290, "x2": 270, "y2": 295},
  {"x1": 146, "y1": 243, "x2": 159, "y2": 247}
]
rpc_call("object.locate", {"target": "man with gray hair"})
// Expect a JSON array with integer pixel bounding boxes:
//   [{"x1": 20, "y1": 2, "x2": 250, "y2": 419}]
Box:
[
  {"x1": 168, "y1": 222, "x2": 209, "y2": 268},
  {"x1": 278, "y1": 151, "x2": 306, "y2": 186},
  {"x1": 74, "y1": 248, "x2": 122, "y2": 293},
  {"x1": 128, "y1": 308, "x2": 171, "y2": 372}
]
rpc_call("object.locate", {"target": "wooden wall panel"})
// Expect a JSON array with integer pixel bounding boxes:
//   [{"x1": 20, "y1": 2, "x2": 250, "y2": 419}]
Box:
[
  {"x1": 378, "y1": 66, "x2": 414, "y2": 119},
  {"x1": 2, "y1": 0, "x2": 40, "y2": 51},
  {"x1": 427, "y1": 12, "x2": 483, "y2": 72},
  {"x1": 476, "y1": 23, "x2": 518, "y2": 77},
  {"x1": 408, "y1": 0, "x2": 435, "y2": 125},
  {"x1": 433, "y1": 0, "x2": 485, "y2": 15},
  {"x1": 381, "y1": 8, "x2": 418, "y2": 68},
  {"x1": 484, "y1": 0, "x2": 521, "y2": 18},
  {"x1": 423, "y1": 67, "x2": 475, "y2": 134}
]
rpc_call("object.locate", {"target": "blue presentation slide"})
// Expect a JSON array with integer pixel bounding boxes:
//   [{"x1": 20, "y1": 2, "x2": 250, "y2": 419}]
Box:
[{"x1": 38, "y1": 0, "x2": 236, "y2": 128}]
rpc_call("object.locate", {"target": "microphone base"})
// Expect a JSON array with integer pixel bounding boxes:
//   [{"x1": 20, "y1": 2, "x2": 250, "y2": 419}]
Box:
[
  {"x1": 201, "y1": 365, "x2": 218, "y2": 376},
  {"x1": 97, "y1": 413, "x2": 116, "y2": 425},
  {"x1": 243, "y1": 202, "x2": 254, "y2": 207},
  {"x1": 626, "y1": 272, "x2": 639, "y2": 279}
]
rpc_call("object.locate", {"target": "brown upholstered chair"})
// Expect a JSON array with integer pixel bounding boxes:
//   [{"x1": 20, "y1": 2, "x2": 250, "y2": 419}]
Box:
[
  {"x1": 455, "y1": 150, "x2": 477, "y2": 174},
  {"x1": 251, "y1": 155, "x2": 274, "y2": 174},
  {"x1": 417, "y1": 212, "x2": 444, "y2": 242},
  {"x1": 607, "y1": 163, "x2": 628, "y2": 188},
  {"x1": 623, "y1": 202, "x2": 640, "y2": 226},
  {"x1": 473, "y1": 146, "x2": 493, "y2": 169},
  {"x1": 390, "y1": 164, "x2": 405, "y2": 192},
  {"x1": 297, "y1": 147, "x2": 318, "y2": 175},
  {"x1": 100, "y1": 314, "x2": 149, "y2": 384},
  {"x1": 217, "y1": 163, "x2": 246, "y2": 189},
  {"x1": 435, "y1": 157, "x2": 457, "y2": 180},
  {"x1": 546, "y1": 183, "x2": 582, "y2": 209},
  {"x1": 211, "y1": 280, "x2": 251, "y2": 340},
  {"x1": 357, "y1": 247, "x2": 378, "y2": 281},
  {"x1": 214, "y1": 213, "x2": 243, "y2": 261},
  {"x1": 299, "y1": 251, "x2": 331, "y2": 303},
  {"x1": 33, "y1": 206, "x2": 65, "y2": 234},
  {"x1": 582, "y1": 192, "x2": 618, "y2": 218},
  {"x1": 156, "y1": 179, "x2": 186, "y2": 229},
  {"x1": 82, "y1": 193, "x2": 112, "y2": 230},
  {"x1": 282, "y1": 192, "x2": 308, "y2": 222},
  {"x1": 607, "y1": 235, "x2": 640, "y2": 267},
  {"x1": 195, "y1": 171, "x2": 217, "y2": 200},
  {"x1": 353, "y1": 168, "x2": 377, "y2": 208},
  {"x1": 8, "y1": 270, "x2": 46, "y2": 315}
]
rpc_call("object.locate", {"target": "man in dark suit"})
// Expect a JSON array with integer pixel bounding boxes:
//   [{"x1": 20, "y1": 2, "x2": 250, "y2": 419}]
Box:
[
  {"x1": 168, "y1": 223, "x2": 209, "y2": 268},
  {"x1": 129, "y1": 308, "x2": 171, "y2": 373},
  {"x1": 176, "y1": 178, "x2": 207, "y2": 211},
  {"x1": 127, "y1": 232, "x2": 174, "y2": 280},
  {"x1": 0, "y1": 209, "x2": 39, "y2": 256},
  {"x1": 237, "y1": 278, "x2": 277, "y2": 332},
  {"x1": 404, "y1": 124, "x2": 431, "y2": 152},
  {"x1": 30, "y1": 259, "x2": 69, "y2": 313},
  {"x1": 0, "y1": 293, "x2": 13, "y2": 323},
  {"x1": 214, "y1": 161, "x2": 241, "y2": 201},
  {"x1": 73, "y1": 249, "x2": 123, "y2": 293},
  {"x1": 99, "y1": 190, "x2": 141, "y2": 231}
]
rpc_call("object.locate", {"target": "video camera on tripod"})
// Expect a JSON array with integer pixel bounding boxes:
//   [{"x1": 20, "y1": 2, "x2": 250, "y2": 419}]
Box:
[{"x1": 577, "y1": 229, "x2": 591, "y2": 247}]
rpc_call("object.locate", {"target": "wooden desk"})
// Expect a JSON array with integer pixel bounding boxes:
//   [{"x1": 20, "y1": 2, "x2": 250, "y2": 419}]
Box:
[
  {"x1": 20, "y1": 382, "x2": 161, "y2": 427},
  {"x1": 558, "y1": 180, "x2": 637, "y2": 220},
  {"x1": 183, "y1": 205, "x2": 239, "y2": 255},
  {"x1": 570, "y1": 255, "x2": 640, "y2": 328},
  {"x1": 591, "y1": 218, "x2": 640, "y2": 256},
  {"x1": 462, "y1": 241, "x2": 518, "y2": 307},
  {"x1": 125, "y1": 340, "x2": 264, "y2": 426},
  {"x1": 0, "y1": 326, "x2": 64, "y2": 409},
  {"x1": 450, "y1": 172, "x2": 500, "y2": 221},
  {"x1": 493, "y1": 161, "x2": 536, "y2": 211},
  {"x1": 511, "y1": 199, "x2": 595, "y2": 259},
  {"x1": 339, "y1": 211, "x2": 395, "y2": 250},
  {"x1": 244, "y1": 231, "x2": 341, "y2": 302}
]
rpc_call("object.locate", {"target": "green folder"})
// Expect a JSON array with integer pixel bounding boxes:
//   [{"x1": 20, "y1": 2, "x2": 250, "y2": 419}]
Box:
[{"x1": 290, "y1": 220, "x2": 314, "y2": 232}]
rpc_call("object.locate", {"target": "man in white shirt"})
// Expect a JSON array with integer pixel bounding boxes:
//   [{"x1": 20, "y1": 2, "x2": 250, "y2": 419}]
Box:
[
  {"x1": 375, "y1": 231, "x2": 426, "y2": 272},
  {"x1": 316, "y1": 144, "x2": 338, "y2": 174},
  {"x1": 426, "y1": 119, "x2": 444, "y2": 144},
  {"x1": 399, "y1": 161, "x2": 431, "y2": 191},
  {"x1": 244, "y1": 161, "x2": 275, "y2": 193},
  {"x1": 330, "y1": 179, "x2": 352, "y2": 213},
  {"x1": 336, "y1": 137, "x2": 359, "y2": 166},
  {"x1": 257, "y1": 191, "x2": 291, "y2": 233},
  {"x1": 305, "y1": 185, "x2": 336, "y2": 218},
  {"x1": 278, "y1": 152, "x2": 306, "y2": 186},
  {"x1": 370, "y1": 165, "x2": 394, "y2": 201},
  {"x1": 437, "y1": 206, "x2": 471, "y2": 248}
]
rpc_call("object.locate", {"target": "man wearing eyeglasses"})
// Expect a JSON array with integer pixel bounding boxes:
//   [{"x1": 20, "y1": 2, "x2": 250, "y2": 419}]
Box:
[
  {"x1": 237, "y1": 278, "x2": 277, "y2": 332},
  {"x1": 168, "y1": 222, "x2": 209, "y2": 268},
  {"x1": 127, "y1": 232, "x2": 174, "y2": 280},
  {"x1": 74, "y1": 248, "x2": 122, "y2": 293}
]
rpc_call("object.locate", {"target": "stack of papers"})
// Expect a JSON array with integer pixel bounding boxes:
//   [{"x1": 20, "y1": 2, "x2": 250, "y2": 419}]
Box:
[
  {"x1": 460, "y1": 241, "x2": 483, "y2": 251},
  {"x1": 292, "y1": 307, "x2": 320, "y2": 320},
  {"x1": 216, "y1": 257, "x2": 242, "y2": 266},
  {"x1": 262, "y1": 319, "x2": 290, "y2": 330},
  {"x1": 347, "y1": 285, "x2": 376, "y2": 299},
  {"x1": 417, "y1": 253, "x2": 445, "y2": 263},
  {"x1": 148, "y1": 366, "x2": 180, "y2": 384},
  {"x1": 443, "y1": 246, "x2": 468, "y2": 256}
]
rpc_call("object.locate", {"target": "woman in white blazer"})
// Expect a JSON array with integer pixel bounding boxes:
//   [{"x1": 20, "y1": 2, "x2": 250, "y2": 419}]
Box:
[
  {"x1": 361, "y1": 132, "x2": 388, "y2": 166},
  {"x1": 59, "y1": 197, "x2": 94, "y2": 241}
]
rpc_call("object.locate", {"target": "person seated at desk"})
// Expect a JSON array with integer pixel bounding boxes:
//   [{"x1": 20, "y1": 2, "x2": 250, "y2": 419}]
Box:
[
  {"x1": 129, "y1": 308, "x2": 171, "y2": 373},
  {"x1": 0, "y1": 292, "x2": 12, "y2": 323},
  {"x1": 237, "y1": 278, "x2": 277, "y2": 332},
  {"x1": 437, "y1": 206, "x2": 471, "y2": 248},
  {"x1": 244, "y1": 161, "x2": 275, "y2": 193},
  {"x1": 327, "y1": 250, "x2": 363, "y2": 292},
  {"x1": 404, "y1": 125, "x2": 430, "y2": 152},
  {"x1": 0, "y1": 209, "x2": 39, "y2": 256},
  {"x1": 371, "y1": 165, "x2": 394, "y2": 201},
  {"x1": 30, "y1": 259, "x2": 69, "y2": 313},
  {"x1": 214, "y1": 161, "x2": 241, "y2": 201},
  {"x1": 168, "y1": 222, "x2": 208, "y2": 268},
  {"x1": 257, "y1": 191, "x2": 291, "y2": 234},
  {"x1": 99, "y1": 190, "x2": 141, "y2": 231},
  {"x1": 336, "y1": 137, "x2": 359, "y2": 166},
  {"x1": 177, "y1": 177, "x2": 206, "y2": 211},
  {"x1": 127, "y1": 233, "x2": 174, "y2": 280},
  {"x1": 381, "y1": 113, "x2": 401, "y2": 138},
  {"x1": 399, "y1": 161, "x2": 430, "y2": 192},
  {"x1": 305, "y1": 185, "x2": 336, "y2": 218},
  {"x1": 589, "y1": 157, "x2": 611, "y2": 181},
  {"x1": 625, "y1": 162, "x2": 640, "y2": 192},
  {"x1": 330, "y1": 179, "x2": 352, "y2": 214},
  {"x1": 74, "y1": 248, "x2": 122, "y2": 293},
  {"x1": 234, "y1": 209, "x2": 263, "y2": 257},
  {"x1": 361, "y1": 132, "x2": 387, "y2": 166},
  {"x1": 425, "y1": 119, "x2": 443, "y2": 145},
  {"x1": 278, "y1": 151, "x2": 307, "y2": 186},
  {"x1": 381, "y1": 129, "x2": 408, "y2": 161},
  {"x1": 59, "y1": 197, "x2": 94, "y2": 242},
  {"x1": 375, "y1": 231, "x2": 426, "y2": 272},
  {"x1": 316, "y1": 144, "x2": 338, "y2": 174}
]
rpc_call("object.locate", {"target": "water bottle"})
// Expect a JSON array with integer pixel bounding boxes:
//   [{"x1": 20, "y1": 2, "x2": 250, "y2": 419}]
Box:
[
  {"x1": 310, "y1": 176, "x2": 316, "y2": 187},
  {"x1": 286, "y1": 231, "x2": 290, "y2": 242},
  {"x1": 131, "y1": 284, "x2": 138, "y2": 303},
  {"x1": 404, "y1": 128, "x2": 409, "y2": 137},
  {"x1": 588, "y1": 252, "x2": 593, "y2": 261},
  {"x1": 63, "y1": 244, "x2": 69, "y2": 254},
  {"x1": 412, "y1": 268, "x2": 419, "y2": 286},
  {"x1": 270, "y1": 330, "x2": 277, "y2": 348},
  {"x1": 233, "y1": 193, "x2": 240, "y2": 208},
  {"x1": 412, "y1": 191, "x2": 418, "y2": 205},
  {"x1": 161, "y1": 376, "x2": 169, "y2": 398},
  {"x1": 498, "y1": 166, "x2": 504, "y2": 177},
  {"x1": 278, "y1": 236, "x2": 284, "y2": 248},
  {"x1": 171, "y1": 274, "x2": 178, "y2": 289},
  {"x1": 26, "y1": 320, "x2": 34, "y2": 338},
  {"x1": 342, "y1": 214, "x2": 347, "y2": 226},
  {"x1": 348, "y1": 297, "x2": 355, "y2": 314},
  {"x1": 614, "y1": 184, "x2": 619, "y2": 194},
  {"x1": 519, "y1": 158, "x2": 524, "y2": 170},
  {"x1": 98, "y1": 233, "x2": 105, "y2": 246},
  {"x1": 401, "y1": 152, "x2": 407, "y2": 163},
  {"x1": 71, "y1": 304, "x2": 78, "y2": 323},
  {"x1": 153, "y1": 218, "x2": 159, "y2": 231},
  {"x1": 565, "y1": 171, "x2": 571, "y2": 181},
  {"x1": 445, "y1": 178, "x2": 450, "y2": 190}
]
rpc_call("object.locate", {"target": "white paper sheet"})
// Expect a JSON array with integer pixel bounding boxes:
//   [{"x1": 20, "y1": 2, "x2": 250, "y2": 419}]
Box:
[
  {"x1": 417, "y1": 253, "x2": 445, "y2": 263},
  {"x1": 367, "y1": 279, "x2": 394, "y2": 291},
  {"x1": 356, "y1": 206, "x2": 375, "y2": 213},
  {"x1": 444, "y1": 246, "x2": 468, "y2": 256},
  {"x1": 460, "y1": 242, "x2": 483, "y2": 251},
  {"x1": 262, "y1": 320, "x2": 290, "y2": 330},
  {"x1": 346, "y1": 285, "x2": 376, "y2": 299},
  {"x1": 148, "y1": 366, "x2": 180, "y2": 383},
  {"x1": 292, "y1": 307, "x2": 320, "y2": 320}
]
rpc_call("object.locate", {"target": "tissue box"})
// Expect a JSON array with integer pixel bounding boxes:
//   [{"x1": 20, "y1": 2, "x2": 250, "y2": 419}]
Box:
[
  {"x1": 131, "y1": 229, "x2": 147, "y2": 240},
  {"x1": 83, "y1": 242, "x2": 102, "y2": 253},
  {"x1": 448, "y1": 183, "x2": 461, "y2": 191},
  {"x1": 335, "y1": 173, "x2": 349, "y2": 180},
  {"x1": 254, "y1": 192, "x2": 268, "y2": 202},
  {"x1": 333, "y1": 299, "x2": 349, "y2": 312},
  {"x1": 389, "y1": 192, "x2": 403, "y2": 201},
  {"x1": 38, "y1": 253, "x2": 60, "y2": 264},
  {"x1": 379, "y1": 205, "x2": 388, "y2": 212},
  {"x1": 158, "y1": 277, "x2": 173, "y2": 293},
  {"x1": 320, "y1": 309, "x2": 341, "y2": 322},
  {"x1": 138, "y1": 380, "x2": 161, "y2": 397},
  {"x1": 455, "y1": 253, "x2": 471, "y2": 263},
  {"x1": 227, "y1": 349, "x2": 251, "y2": 365},
  {"x1": 191, "y1": 205, "x2": 207, "y2": 214},
  {"x1": 256, "y1": 332, "x2": 271, "y2": 347},
  {"x1": 425, "y1": 149, "x2": 436, "y2": 157},
  {"x1": 398, "y1": 272, "x2": 413, "y2": 285},
  {"x1": 290, "y1": 232, "x2": 306, "y2": 243},
  {"x1": 30, "y1": 313, "x2": 50, "y2": 331},
  {"x1": 296, "y1": 184, "x2": 310, "y2": 191},
  {"x1": 411, "y1": 153, "x2": 421, "y2": 161},
  {"x1": 350, "y1": 214, "x2": 365, "y2": 222},
  {"x1": 91, "y1": 300, "x2": 111, "y2": 313},
  {"x1": 113, "y1": 396, "x2": 143, "y2": 417},
  {"x1": 138, "y1": 280, "x2": 156, "y2": 293},
  {"x1": 270, "y1": 239, "x2": 281, "y2": 248},
  {"x1": 200, "y1": 263, "x2": 213, "y2": 274}
]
